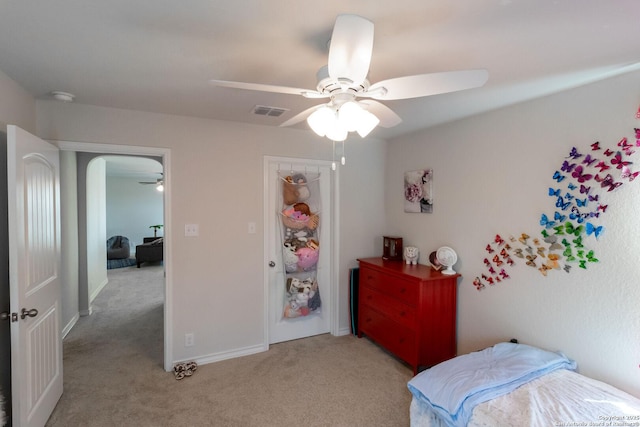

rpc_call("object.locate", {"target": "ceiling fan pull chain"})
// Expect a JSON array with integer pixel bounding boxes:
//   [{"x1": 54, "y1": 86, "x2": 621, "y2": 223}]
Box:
[{"x1": 332, "y1": 140, "x2": 337, "y2": 171}]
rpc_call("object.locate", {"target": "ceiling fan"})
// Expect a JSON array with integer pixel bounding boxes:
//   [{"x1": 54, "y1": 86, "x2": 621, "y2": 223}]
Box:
[
  {"x1": 139, "y1": 174, "x2": 164, "y2": 191},
  {"x1": 138, "y1": 178, "x2": 163, "y2": 185},
  {"x1": 210, "y1": 14, "x2": 489, "y2": 141}
]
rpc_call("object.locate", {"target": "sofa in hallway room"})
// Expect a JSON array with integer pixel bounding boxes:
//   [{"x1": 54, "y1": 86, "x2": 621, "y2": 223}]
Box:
[{"x1": 136, "y1": 238, "x2": 163, "y2": 267}]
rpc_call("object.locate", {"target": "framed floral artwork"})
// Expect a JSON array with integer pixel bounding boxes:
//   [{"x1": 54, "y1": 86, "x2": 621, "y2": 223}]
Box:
[{"x1": 404, "y1": 169, "x2": 433, "y2": 213}]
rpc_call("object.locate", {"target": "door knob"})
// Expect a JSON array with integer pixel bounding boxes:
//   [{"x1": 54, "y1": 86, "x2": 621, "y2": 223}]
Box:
[
  {"x1": 269, "y1": 261, "x2": 276, "y2": 267},
  {"x1": 21, "y1": 308, "x2": 38, "y2": 320}
]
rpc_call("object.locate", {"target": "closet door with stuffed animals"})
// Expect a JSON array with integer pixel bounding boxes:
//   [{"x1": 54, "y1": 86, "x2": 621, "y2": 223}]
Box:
[{"x1": 264, "y1": 157, "x2": 335, "y2": 344}]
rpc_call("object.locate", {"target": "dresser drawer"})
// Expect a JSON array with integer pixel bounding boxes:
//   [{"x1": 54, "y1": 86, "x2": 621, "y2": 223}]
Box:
[
  {"x1": 359, "y1": 286, "x2": 417, "y2": 330},
  {"x1": 359, "y1": 305, "x2": 417, "y2": 366},
  {"x1": 360, "y1": 267, "x2": 418, "y2": 306}
]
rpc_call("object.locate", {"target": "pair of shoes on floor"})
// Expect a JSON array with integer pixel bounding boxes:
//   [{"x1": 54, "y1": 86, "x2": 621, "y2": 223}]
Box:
[{"x1": 174, "y1": 361, "x2": 197, "y2": 380}]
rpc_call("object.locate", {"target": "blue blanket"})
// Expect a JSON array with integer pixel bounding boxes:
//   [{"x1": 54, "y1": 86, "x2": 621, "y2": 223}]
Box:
[{"x1": 407, "y1": 342, "x2": 576, "y2": 427}]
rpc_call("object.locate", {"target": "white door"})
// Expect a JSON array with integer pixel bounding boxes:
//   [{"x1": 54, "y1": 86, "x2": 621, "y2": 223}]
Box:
[
  {"x1": 264, "y1": 157, "x2": 335, "y2": 344},
  {"x1": 8, "y1": 126, "x2": 62, "y2": 426}
]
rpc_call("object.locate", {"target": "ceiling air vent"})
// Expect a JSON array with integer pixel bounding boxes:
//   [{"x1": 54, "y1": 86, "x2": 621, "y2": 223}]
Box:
[{"x1": 252, "y1": 105, "x2": 289, "y2": 117}]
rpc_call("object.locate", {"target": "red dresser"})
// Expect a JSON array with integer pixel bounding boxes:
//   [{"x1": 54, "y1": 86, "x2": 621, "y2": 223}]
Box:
[{"x1": 357, "y1": 257, "x2": 459, "y2": 374}]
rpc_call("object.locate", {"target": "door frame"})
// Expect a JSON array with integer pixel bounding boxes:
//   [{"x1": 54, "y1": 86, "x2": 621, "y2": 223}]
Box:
[
  {"x1": 53, "y1": 140, "x2": 173, "y2": 371},
  {"x1": 262, "y1": 156, "x2": 340, "y2": 348}
]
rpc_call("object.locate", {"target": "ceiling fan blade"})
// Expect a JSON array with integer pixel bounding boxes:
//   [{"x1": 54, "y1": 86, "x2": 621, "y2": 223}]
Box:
[
  {"x1": 368, "y1": 69, "x2": 489, "y2": 100},
  {"x1": 209, "y1": 79, "x2": 326, "y2": 98},
  {"x1": 279, "y1": 105, "x2": 322, "y2": 128},
  {"x1": 139, "y1": 177, "x2": 163, "y2": 185},
  {"x1": 358, "y1": 100, "x2": 402, "y2": 128},
  {"x1": 328, "y1": 14, "x2": 374, "y2": 85}
]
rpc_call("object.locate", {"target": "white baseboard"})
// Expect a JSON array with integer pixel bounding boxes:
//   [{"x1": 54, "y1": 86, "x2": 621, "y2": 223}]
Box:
[
  {"x1": 62, "y1": 313, "x2": 80, "y2": 339},
  {"x1": 336, "y1": 327, "x2": 352, "y2": 336},
  {"x1": 79, "y1": 307, "x2": 93, "y2": 317},
  {"x1": 89, "y1": 277, "x2": 109, "y2": 303},
  {"x1": 170, "y1": 331, "x2": 353, "y2": 370},
  {"x1": 172, "y1": 344, "x2": 267, "y2": 369}
]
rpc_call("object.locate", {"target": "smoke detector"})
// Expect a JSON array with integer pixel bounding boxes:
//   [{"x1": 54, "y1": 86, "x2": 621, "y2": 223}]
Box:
[{"x1": 50, "y1": 91, "x2": 75, "y2": 102}]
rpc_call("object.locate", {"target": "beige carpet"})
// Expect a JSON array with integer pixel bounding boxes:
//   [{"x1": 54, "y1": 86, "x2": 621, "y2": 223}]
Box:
[{"x1": 46, "y1": 263, "x2": 413, "y2": 427}]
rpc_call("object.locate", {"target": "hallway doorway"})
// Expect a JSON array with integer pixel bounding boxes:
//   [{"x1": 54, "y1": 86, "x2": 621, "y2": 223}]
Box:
[{"x1": 56, "y1": 140, "x2": 173, "y2": 371}]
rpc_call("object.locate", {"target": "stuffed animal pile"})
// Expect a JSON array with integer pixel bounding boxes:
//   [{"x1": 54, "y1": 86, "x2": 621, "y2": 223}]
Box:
[
  {"x1": 280, "y1": 172, "x2": 322, "y2": 318},
  {"x1": 283, "y1": 277, "x2": 322, "y2": 318},
  {"x1": 283, "y1": 173, "x2": 310, "y2": 205}
]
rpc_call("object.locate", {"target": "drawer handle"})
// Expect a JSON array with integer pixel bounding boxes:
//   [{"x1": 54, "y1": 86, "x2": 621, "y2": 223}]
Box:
[
  {"x1": 400, "y1": 311, "x2": 406, "y2": 317},
  {"x1": 400, "y1": 288, "x2": 406, "y2": 293}
]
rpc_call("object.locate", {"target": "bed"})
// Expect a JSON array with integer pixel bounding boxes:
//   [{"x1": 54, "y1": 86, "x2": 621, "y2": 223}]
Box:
[{"x1": 408, "y1": 342, "x2": 640, "y2": 427}]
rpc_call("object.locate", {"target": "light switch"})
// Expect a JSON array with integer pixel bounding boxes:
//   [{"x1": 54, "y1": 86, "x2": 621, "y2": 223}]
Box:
[{"x1": 185, "y1": 224, "x2": 199, "y2": 237}]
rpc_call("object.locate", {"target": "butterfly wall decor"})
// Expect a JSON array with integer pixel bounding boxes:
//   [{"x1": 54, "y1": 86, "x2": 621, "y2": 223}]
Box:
[
  {"x1": 617, "y1": 137, "x2": 635, "y2": 155},
  {"x1": 620, "y1": 166, "x2": 639, "y2": 181},
  {"x1": 611, "y1": 151, "x2": 632, "y2": 169},
  {"x1": 585, "y1": 222, "x2": 603, "y2": 239},
  {"x1": 595, "y1": 174, "x2": 623, "y2": 192},
  {"x1": 571, "y1": 165, "x2": 593, "y2": 183},
  {"x1": 474, "y1": 118, "x2": 640, "y2": 290}
]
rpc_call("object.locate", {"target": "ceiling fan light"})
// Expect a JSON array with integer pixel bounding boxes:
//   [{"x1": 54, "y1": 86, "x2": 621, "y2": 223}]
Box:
[
  {"x1": 325, "y1": 122, "x2": 348, "y2": 141},
  {"x1": 337, "y1": 101, "x2": 362, "y2": 132},
  {"x1": 307, "y1": 106, "x2": 335, "y2": 137},
  {"x1": 355, "y1": 109, "x2": 380, "y2": 138}
]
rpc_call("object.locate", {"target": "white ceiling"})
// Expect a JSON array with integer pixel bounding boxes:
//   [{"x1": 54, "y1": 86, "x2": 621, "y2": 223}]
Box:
[
  {"x1": 1, "y1": 1, "x2": 639, "y2": 140},
  {"x1": 103, "y1": 156, "x2": 163, "y2": 180}
]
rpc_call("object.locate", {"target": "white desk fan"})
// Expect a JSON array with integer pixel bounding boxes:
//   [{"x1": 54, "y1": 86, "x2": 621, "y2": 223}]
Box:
[{"x1": 436, "y1": 246, "x2": 458, "y2": 275}]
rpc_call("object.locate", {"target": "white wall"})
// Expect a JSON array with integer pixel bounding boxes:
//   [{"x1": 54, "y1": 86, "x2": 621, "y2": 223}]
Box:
[
  {"x1": 86, "y1": 158, "x2": 108, "y2": 303},
  {"x1": 35, "y1": 101, "x2": 386, "y2": 363},
  {"x1": 386, "y1": 69, "x2": 640, "y2": 396},
  {"x1": 0, "y1": 68, "x2": 35, "y2": 133},
  {"x1": 336, "y1": 137, "x2": 388, "y2": 320},
  {"x1": 60, "y1": 150, "x2": 79, "y2": 335},
  {"x1": 106, "y1": 174, "x2": 164, "y2": 251}
]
